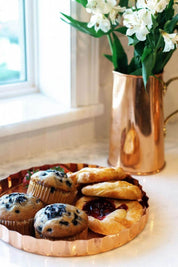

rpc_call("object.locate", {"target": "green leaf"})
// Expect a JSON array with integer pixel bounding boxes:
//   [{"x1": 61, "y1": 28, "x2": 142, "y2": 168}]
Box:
[
  {"x1": 25, "y1": 169, "x2": 39, "y2": 180},
  {"x1": 60, "y1": 13, "x2": 108, "y2": 38},
  {"x1": 130, "y1": 68, "x2": 142, "y2": 75},
  {"x1": 141, "y1": 51, "x2": 156, "y2": 88},
  {"x1": 141, "y1": 47, "x2": 152, "y2": 62},
  {"x1": 151, "y1": 14, "x2": 158, "y2": 30},
  {"x1": 114, "y1": 26, "x2": 127, "y2": 35},
  {"x1": 119, "y1": 0, "x2": 128, "y2": 7},
  {"x1": 167, "y1": 0, "x2": 174, "y2": 9},
  {"x1": 152, "y1": 32, "x2": 175, "y2": 74},
  {"x1": 155, "y1": 33, "x2": 164, "y2": 50},
  {"x1": 156, "y1": 1, "x2": 174, "y2": 28},
  {"x1": 104, "y1": 54, "x2": 113, "y2": 63},
  {"x1": 128, "y1": 36, "x2": 139, "y2": 46},
  {"x1": 153, "y1": 50, "x2": 174, "y2": 74},
  {"x1": 164, "y1": 14, "x2": 178, "y2": 33},
  {"x1": 128, "y1": 57, "x2": 141, "y2": 74},
  {"x1": 75, "y1": 0, "x2": 88, "y2": 7},
  {"x1": 112, "y1": 32, "x2": 128, "y2": 73},
  {"x1": 48, "y1": 166, "x2": 65, "y2": 172},
  {"x1": 134, "y1": 42, "x2": 145, "y2": 57}
]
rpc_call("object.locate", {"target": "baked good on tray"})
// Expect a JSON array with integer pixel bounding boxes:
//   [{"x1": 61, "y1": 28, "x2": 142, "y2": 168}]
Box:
[
  {"x1": 0, "y1": 164, "x2": 148, "y2": 239},
  {"x1": 68, "y1": 166, "x2": 127, "y2": 184},
  {"x1": 34, "y1": 203, "x2": 88, "y2": 240},
  {"x1": 0, "y1": 163, "x2": 149, "y2": 256},
  {"x1": 81, "y1": 180, "x2": 143, "y2": 200},
  {"x1": 27, "y1": 169, "x2": 77, "y2": 205},
  {"x1": 0, "y1": 163, "x2": 149, "y2": 257},
  {"x1": 0, "y1": 192, "x2": 44, "y2": 235},
  {"x1": 76, "y1": 196, "x2": 144, "y2": 235}
]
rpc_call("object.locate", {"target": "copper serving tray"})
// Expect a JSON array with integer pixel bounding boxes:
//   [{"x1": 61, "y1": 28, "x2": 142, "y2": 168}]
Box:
[{"x1": 0, "y1": 163, "x2": 149, "y2": 257}]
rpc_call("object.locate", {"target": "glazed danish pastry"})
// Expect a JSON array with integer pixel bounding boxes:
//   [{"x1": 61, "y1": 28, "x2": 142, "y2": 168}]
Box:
[
  {"x1": 68, "y1": 166, "x2": 127, "y2": 184},
  {"x1": 81, "y1": 180, "x2": 142, "y2": 200},
  {"x1": 75, "y1": 196, "x2": 144, "y2": 235}
]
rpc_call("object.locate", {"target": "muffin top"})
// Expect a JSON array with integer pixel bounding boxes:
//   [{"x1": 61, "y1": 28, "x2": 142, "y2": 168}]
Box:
[
  {"x1": 0, "y1": 192, "x2": 44, "y2": 221},
  {"x1": 30, "y1": 170, "x2": 76, "y2": 192},
  {"x1": 34, "y1": 203, "x2": 88, "y2": 239}
]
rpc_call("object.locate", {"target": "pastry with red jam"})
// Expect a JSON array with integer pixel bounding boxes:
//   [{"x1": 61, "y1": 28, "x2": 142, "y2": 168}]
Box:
[{"x1": 75, "y1": 196, "x2": 144, "y2": 235}]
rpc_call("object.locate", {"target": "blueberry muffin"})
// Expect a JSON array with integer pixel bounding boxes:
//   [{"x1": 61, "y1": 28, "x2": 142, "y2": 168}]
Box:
[
  {"x1": 0, "y1": 192, "x2": 44, "y2": 235},
  {"x1": 34, "y1": 203, "x2": 88, "y2": 240},
  {"x1": 27, "y1": 170, "x2": 77, "y2": 205}
]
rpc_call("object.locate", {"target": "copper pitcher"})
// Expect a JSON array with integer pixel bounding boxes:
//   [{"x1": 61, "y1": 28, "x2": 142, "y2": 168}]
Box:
[{"x1": 108, "y1": 71, "x2": 178, "y2": 175}]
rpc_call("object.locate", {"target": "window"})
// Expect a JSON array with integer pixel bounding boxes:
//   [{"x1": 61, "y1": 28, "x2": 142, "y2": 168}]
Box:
[
  {"x1": 0, "y1": 0, "x2": 26, "y2": 85},
  {"x1": 0, "y1": 0, "x2": 37, "y2": 97},
  {"x1": 37, "y1": 0, "x2": 71, "y2": 107},
  {"x1": 0, "y1": 0, "x2": 103, "y2": 143},
  {"x1": 36, "y1": 0, "x2": 99, "y2": 108},
  {"x1": 0, "y1": 0, "x2": 99, "y2": 108}
]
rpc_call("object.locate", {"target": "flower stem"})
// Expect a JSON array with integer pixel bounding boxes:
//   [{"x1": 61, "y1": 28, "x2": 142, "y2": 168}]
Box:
[
  {"x1": 155, "y1": 34, "x2": 162, "y2": 50},
  {"x1": 107, "y1": 34, "x2": 113, "y2": 55}
]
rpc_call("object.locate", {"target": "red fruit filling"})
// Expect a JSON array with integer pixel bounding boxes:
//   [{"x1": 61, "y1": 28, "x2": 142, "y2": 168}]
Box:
[{"x1": 83, "y1": 198, "x2": 128, "y2": 220}]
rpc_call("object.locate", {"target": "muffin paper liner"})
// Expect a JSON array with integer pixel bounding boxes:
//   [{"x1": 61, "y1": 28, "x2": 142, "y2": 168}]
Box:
[
  {"x1": 0, "y1": 218, "x2": 34, "y2": 235},
  {"x1": 27, "y1": 182, "x2": 77, "y2": 204},
  {"x1": 35, "y1": 227, "x2": 88, "y2": 241},
  {"x1": 0, "y1": 162, "x2": 149, "y2": 257}
]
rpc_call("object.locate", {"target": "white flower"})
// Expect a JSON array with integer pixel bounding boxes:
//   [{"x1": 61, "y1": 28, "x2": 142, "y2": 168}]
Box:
[
  {"x1": 87, "y1": 0, "x2": 125, "y2": 29},
  {"x1": 86, "y1": 0, "x2": 117, "y2": 14},
  {"x1": 86, "y1": 0, "x2": 104, "y2": 14},
  {"x1": 123, "y1": 9, "x2": 153, "y2": 41},
  {"x1": 109, "y1": 6, "x2": 126, "y2": 25},
  {"x1": 161, "y1": 31, "x2": 178, "y2": 52},
  {"x1": 136, "y1": 0, "x2": 169, "y2": 14},
  {"x1": 105, "y1": 0, "x2": 118, "y2": 12},
  {"x1": 88, "y1": 13, "x2": 111, "y2": 32}
]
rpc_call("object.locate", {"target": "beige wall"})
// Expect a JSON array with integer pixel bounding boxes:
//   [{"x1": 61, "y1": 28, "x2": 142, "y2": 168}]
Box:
[{"x1": 0, "y1": 36, "x2": 177, "y2": 165}]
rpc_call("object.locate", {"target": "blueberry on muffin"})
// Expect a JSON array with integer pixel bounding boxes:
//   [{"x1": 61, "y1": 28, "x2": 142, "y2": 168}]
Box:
[
  {"x1": 0, "y1": 192, "x2": 44, "y2": 235},
  {"x1": 27, "y1": 169, "x2": 77, "y2": 205},
  {"x1": 34, "y1": 203, "x2": 88, "y2": 240}
]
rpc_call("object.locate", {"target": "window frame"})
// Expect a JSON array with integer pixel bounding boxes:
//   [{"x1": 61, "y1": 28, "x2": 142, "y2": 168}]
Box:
[
  {"x1": 0, "y1": 0, "x2": 100, "y2": 110},
  {"x1": 0, "y1": 0, "x2": 38, "y2": 98},
  {"x1": 70, "y1": 2, "x2": 99, "y2": 108}
]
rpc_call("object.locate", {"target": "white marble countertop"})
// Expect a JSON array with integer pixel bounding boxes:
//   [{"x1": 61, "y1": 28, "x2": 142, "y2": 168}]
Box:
[{"x1": 0, "y1": 122, "x2": 178, "y2": 267}]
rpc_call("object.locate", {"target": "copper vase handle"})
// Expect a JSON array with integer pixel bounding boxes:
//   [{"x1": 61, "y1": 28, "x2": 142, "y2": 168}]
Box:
[{"x1": 162, "y1": 76, "x2": 178, "y2": 136}]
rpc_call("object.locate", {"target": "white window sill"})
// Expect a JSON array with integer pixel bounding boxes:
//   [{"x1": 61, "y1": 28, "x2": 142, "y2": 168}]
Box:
[{"x1": 0, "y1": 93, "x2": 104, "y2": 138}]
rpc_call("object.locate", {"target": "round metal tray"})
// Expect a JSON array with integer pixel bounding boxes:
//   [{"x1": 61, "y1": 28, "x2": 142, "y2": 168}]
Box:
[{"x1": 0, "y1": 163, "x2": 149, "y2": 257}]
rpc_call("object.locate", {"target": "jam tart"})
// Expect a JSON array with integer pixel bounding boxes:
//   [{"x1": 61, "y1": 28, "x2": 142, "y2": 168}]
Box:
[{"x1": 76, "y1": 196, "x2": 144, "y2": 235}]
